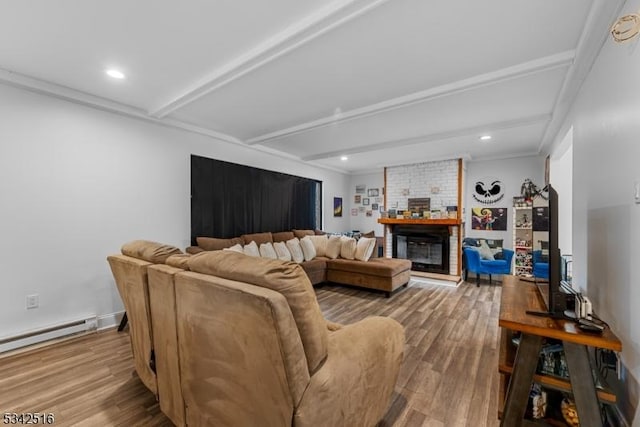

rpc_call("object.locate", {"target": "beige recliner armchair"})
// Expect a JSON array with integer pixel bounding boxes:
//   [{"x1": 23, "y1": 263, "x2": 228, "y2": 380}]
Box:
[
  {"x1": 171, "y1": 251, "x2": 405, "y2": 427},
  {"x1": 109, "y1": 242, "x2": 405, "y2": 426}
]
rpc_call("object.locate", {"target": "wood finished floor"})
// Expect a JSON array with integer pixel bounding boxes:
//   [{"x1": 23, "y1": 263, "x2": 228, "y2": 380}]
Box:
[{"x1": 0, "y1": 280, "x2": 501, "y2": 427}]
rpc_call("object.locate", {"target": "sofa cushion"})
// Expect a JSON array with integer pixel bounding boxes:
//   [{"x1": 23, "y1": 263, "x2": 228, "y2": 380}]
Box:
[
  {"x1": 293, "y1": 229, "x2": 315, "y2": 239},
  {"x1": 187, "y1": 251, "x2": 328, "y2": 374},
  {"x1": 272, "y1": 231, "x2": 295, "y2": 243},
  {"x1": 243, "y1": 241, "x2": 260, "y2": 257},
  {"x1": 273, "y1": 241, "x2": 292, "y2": 261},
  {"x1": 286, "y1": 238, "x2": 305, "y2": 263},
  {"x1": 300, "y1": 237, "x2": 317, "y2": 261},
  {"x1": 355, "y1": 237, "x2": 376, "y2": 262},
  {"x1": 121, "y1": 240, "x2": 182, "y2": 263},
  {"x1": 196, "y1": 236, "x2": 244, "y2": 251},
  {"x1": 259, "y1": 242, "x2": 278, "y2": 260},
  {"x1": 339, "y1": 236, "x2": 357, "y2": 260},
  {"x1": 241, "y1": 232, "x2": 274, "y2": 246},
  {"x1": 325, "y1": 235, "x2": 341, "y2": 259},
  {"x1": 306, "y1": 235, "x2": 328, "y2": 257},
  {"x1": 327, "y1": 258, "x2": 411, "y2": 278}
]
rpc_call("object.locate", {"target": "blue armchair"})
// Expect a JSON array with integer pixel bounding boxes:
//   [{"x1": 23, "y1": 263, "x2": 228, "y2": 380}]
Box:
[
  {"x1": 532, "y1": 250, "x2": 549, "y2": 279},
  {"x1": 463, "y1": 247, "x2": 514, "y2": 287}
]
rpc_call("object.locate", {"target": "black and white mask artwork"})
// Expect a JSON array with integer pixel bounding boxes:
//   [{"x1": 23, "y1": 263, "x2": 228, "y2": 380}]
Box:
[{"x1": 472, "y1": 178, "x2": 504, "y2": 204}]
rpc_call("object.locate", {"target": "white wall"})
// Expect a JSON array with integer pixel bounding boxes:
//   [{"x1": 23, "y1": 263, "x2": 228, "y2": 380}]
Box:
[
  {"x1": 550, "y1": 1, "x2": 640, "y2": 421},
  {"x1": 347, "y1": 172, "x2": 385, "y2": 236},
  {"x1": 464, "y1": 156, "x2": 545, "y2": 247},
  {"x1": 0, "y1": 84, "x2": 350, "y2": 338}
]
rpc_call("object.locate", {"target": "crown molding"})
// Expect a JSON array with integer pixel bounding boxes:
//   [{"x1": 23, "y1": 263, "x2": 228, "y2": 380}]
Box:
[
  {"x1": 148, "y1": 0, "x2": 391, "y2": 118},
  {"x1": 246, "y1": 52, "x2": 573, "y2": 146},
  {"x1": 538, "y1": 0, "x2": 626, "y2": 154},
  {"x1": 301, "y1": 113, "x2": 551, "y2": 162}
]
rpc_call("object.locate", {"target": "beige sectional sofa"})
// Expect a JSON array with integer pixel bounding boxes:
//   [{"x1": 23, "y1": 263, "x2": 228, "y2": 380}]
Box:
[
  {"x1": 108, "y1": 240, "x2": 405, "y2": 427},
  {"x1": 187, "y1": 229, "x2": 412, "y2": 297}
]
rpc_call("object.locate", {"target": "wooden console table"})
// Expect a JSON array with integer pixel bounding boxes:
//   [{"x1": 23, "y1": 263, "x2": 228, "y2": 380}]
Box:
[{"x1": 499, "y1": 276, "x2": 621, "y2": 427}]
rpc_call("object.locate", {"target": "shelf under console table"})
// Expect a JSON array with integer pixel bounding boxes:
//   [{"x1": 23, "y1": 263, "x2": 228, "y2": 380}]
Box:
[{"x1": 498, "y1": 275, "x2": 622, "y2": 427}]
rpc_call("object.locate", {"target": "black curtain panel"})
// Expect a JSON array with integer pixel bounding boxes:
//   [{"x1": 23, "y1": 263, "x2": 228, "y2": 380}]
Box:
[{"x1": 191, "y1": 155, "x2": 322, "y2": 243}]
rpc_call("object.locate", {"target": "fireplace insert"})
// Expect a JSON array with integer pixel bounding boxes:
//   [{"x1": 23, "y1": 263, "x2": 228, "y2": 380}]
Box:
[{"x1": 392, "y1": 225, "x2": 449, "y2": 274}]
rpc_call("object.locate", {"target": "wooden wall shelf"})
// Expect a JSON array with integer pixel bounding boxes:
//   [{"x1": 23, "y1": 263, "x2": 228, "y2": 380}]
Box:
[{"x1": 377, "y1": 218, "x2": 462, "y2": 226}]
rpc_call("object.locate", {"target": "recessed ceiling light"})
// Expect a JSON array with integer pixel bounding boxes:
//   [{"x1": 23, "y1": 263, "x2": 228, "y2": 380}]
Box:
[
  {"x1": 480, "y1": 135, "x2": 492, "y2": 141},
  {"x1": 106, "y1": 69, "x2": 125, "y2": 79},
  {"x1": 340, "y1": 156, "x2": 348, "y2": 161}
]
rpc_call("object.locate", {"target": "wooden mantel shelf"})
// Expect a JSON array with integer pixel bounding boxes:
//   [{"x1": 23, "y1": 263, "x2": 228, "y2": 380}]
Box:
[{"x1": 378, "y1": 218, "x2": 462, "y2": 226}]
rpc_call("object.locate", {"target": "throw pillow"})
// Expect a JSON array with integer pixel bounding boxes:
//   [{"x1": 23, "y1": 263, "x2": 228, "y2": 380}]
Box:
[
  {"x1": 223, "y1": 243, "x2": 244, "y2": 253},
  {"x1": 243, "y1": 240, "x2": 260, "y2": 257},
  {"x1": 339, "y1": 236, "x2": 357, "y2": 260},
  {"x1": 325, "y1": 235, "x2": 342, "y2": 259},
  {"x1": 306, "y1": 235, "x2": 328, "y2": 257},
  {"x1": 259, "y1": 242, "x2": 278, "y2": 259},
  {"x1": 300, "y1": 236, "x2": 317, "y2": 261},
  {"x1": 478, "y1": 239, "x2": 495, "y2": 260},
  {"x1": 355, "y1": 237, "x2": 376, "y2": 262},
  {"x1": 286, "y1": 238, "x2": 304, "y2": 263},
  {"x1": 273, "y1": 241, "x2": 292, "y2": 261}
]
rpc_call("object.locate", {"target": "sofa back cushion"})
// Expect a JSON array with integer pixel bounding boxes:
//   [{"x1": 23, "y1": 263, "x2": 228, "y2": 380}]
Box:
[
  {"x1": 174, "y1": 271, "x2": 309, "y2": 425},
  {"x1": 241, "y1": 232, "x2": 274, "y2": 246},
  {"x1": 121, "y1": 240, "x2": 182, "y2": 263},
  {"x1": 188, "y1": 251, "x2": 328, "y2": 373},
  {"x1": 293, "y1": 229, "x2": 315, "y2": 239},
  {"x1": 196, "y1": 236, "x2": 244, "y2": 251},
  {"x1": 272, "y1": 231, "x2": 295, "y2": 243}
]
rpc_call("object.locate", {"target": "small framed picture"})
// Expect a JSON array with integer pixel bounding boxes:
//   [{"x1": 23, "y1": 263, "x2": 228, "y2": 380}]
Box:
[
  {"x1": 351, "y1": 208, "x2": 358, "y2": 216},
  {"x1": 372, "y1": 203, "x2": 379, "y2": 210},
  {"x1": 367, "y1": 188, "x2": 379, "y2": 197},
  {"x1": 362, "y1": 198, "x2": 370, "y2": 206},
  {"x1": 355, "y1": 184, "x2": 366, "y2": 194},
  {"x1": 333, "y1": 197, "x2": 343, "y2": 217},
  {"x1": 366, "y1": 210, "x2": 373, "y2": 217},
  {"x1": 354, "y1": 195, "x2": 361, "y2": 203}
]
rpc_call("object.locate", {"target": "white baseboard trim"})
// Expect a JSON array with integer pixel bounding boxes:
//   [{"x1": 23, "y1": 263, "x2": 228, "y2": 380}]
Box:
[{"x1": 97, "y1": 311, "x2": 125, "y2": 331}]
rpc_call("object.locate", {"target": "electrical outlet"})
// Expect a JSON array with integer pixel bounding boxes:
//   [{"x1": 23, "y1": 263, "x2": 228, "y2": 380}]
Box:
[{"x1": 26, "y1": 294, "x2": 39, "y2": 309}]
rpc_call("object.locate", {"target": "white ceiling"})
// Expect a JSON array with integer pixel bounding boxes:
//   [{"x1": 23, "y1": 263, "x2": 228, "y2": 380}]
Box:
[{"x1": 0, "y1": 0, "x2": 620, "y2": 173}]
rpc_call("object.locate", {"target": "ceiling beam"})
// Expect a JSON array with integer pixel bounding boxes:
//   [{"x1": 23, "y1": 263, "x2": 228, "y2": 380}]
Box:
[
  {"x1": 301, "y1": 113, "x2": 551, "y2": 161},
  {"x1": 147, "y1": 0, "x2": 391, "y2": 118},
  {"x1": 246, "y1": 51, "x2": 574, "y2": 145},
  {"x1": 538, "y1": 0, "x2": 626, "y2": 154}
]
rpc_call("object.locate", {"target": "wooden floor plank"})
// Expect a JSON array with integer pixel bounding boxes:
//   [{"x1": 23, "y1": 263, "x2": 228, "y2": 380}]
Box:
[{"x1": 0, "y1": 280, "x2": 501, "y2": 426}]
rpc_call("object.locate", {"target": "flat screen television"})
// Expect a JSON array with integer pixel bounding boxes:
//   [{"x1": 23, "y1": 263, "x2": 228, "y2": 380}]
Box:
[{"x1": 529, "y1": 185, "x2": 575, "y2": 318}]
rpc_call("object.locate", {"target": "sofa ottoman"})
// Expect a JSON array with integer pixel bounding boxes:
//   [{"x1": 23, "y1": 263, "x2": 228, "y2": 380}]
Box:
[{"x1": 327, "y1": 258, "x2": 412, "y2": 297}]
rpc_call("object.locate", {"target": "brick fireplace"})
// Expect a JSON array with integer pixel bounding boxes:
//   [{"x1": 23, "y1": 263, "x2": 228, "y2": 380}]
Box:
[{"x1": 380, "y1": 159, "x2": 462, "y2": 276}]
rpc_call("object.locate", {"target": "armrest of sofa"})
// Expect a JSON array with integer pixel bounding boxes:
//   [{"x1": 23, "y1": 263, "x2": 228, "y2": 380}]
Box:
[{"x1": 294, "y1": 316, "x2": 404, "y2": 427}]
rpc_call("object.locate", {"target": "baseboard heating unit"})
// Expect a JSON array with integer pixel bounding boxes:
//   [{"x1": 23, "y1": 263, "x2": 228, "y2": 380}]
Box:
[{"x1": 0, "y1": 315, "x2": 98, "y2": 354}]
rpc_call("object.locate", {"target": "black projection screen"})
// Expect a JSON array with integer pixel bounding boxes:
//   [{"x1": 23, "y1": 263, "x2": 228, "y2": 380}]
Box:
[{"x1": 191, "y1": 155, "x2": 322, "y2": 244}]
